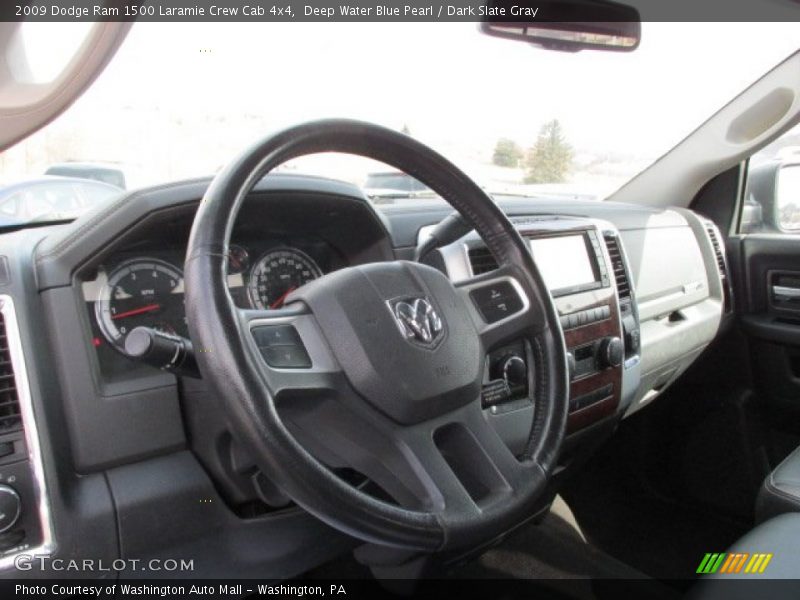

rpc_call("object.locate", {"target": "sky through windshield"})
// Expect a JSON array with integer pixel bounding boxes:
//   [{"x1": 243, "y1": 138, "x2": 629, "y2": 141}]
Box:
[{"x1": 1, "y1": 22, "x2": 798, "y2": 201}]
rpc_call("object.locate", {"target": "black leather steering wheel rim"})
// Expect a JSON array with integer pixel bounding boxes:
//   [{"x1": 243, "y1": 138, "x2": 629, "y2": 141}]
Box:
[{"x1": 184, "y1": 119, "x2": 569, "y2": 551}]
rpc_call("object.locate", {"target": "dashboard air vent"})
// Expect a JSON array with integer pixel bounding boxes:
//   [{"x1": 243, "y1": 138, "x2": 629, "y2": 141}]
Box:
[
  {"x1": 705, "y1": 221, "x2": 732, "y2": 313},
  {"x1": 468, "y1": 246, "x2": 498, "y2": 275},
  {"x1": 0, "y1": 312, "x2": 21, "y2": 432},
  {"x1": 603, "y1": 233, "x2": 631, "y2": 306}
]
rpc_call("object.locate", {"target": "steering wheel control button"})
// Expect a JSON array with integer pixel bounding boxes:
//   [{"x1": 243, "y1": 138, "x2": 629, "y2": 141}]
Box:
[
  {"x1": 470, "y1": 281, "x2": 523, "y2": 323},
  {"x1": 0, "y1": 485, "x2": 21, "y2": 533},
  {"x1": 260, "y1": 345, "x2": 312, "y2": 369},
  {"x1": 252, "y1": 325, "x2": 301, "y2": 347},
  {"x1": 252, "y1": 325, "x2": 312, "y2": 369}
]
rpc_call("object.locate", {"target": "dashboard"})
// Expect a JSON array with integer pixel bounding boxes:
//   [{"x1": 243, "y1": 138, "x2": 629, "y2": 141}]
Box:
[{"x1": 0, "y1": 171, "x2": 731, "y2": 578}]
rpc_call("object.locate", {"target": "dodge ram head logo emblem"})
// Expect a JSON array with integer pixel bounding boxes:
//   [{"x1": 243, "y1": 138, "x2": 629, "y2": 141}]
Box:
[{"x1": 391, "y1": 297, "x2": 444, "y2": 345}]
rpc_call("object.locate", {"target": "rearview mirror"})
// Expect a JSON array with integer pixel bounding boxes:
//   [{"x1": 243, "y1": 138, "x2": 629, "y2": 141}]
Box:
[{"x1": 480, "y1": 0, "x2": 641, "y2": 52}]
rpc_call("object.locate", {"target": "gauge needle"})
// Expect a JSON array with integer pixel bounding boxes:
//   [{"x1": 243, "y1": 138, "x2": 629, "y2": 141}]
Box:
[
  {"x1": 111, "y1": 303, "x2": 161, "y2": 320},
  {"x1": 270, "y1": 287, "x2": 297, "y2": 309}
]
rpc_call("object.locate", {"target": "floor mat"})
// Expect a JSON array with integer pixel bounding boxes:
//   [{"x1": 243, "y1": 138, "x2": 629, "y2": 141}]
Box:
[
  {"x1": 561, "y1": 415, "x2": 751, "y2": 584},
  {"x1": 445, "y1": 502, "x2": 677, "y2": 599},
  {"x1": 451, "y1": 500, "x2": 645, "y2": 580},
  {"x1": 306, "y1": 499, "x2": 678, "y2": 599}
]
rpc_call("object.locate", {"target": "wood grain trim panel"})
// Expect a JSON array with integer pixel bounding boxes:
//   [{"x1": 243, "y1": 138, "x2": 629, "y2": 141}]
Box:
[{"x1": 564, "y1": 294, "x2": 623, "y2": 433}]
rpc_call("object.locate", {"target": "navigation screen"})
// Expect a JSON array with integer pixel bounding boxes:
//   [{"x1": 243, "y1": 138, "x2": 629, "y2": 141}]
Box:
[{"x1": 529, "y1": 234, "x2": 598, "y2": 292}]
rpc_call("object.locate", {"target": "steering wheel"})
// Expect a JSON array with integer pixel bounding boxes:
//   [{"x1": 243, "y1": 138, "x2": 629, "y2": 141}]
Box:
[{"x1": 184, "y1": 119, "x2": 569, "y2": 551}]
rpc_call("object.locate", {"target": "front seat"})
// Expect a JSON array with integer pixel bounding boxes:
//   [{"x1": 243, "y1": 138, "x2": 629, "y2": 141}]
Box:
[
  {"x1": 756, "y1": 445, "x2": 800, "y2": 522},
  {"x1": 691, "y1": 513, "x2": 800, "y2": 600}
]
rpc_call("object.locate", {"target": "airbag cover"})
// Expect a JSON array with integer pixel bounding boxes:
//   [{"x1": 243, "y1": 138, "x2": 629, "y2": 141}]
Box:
[{"x1": 290, "y1": 261, "x2": 482, "y2": 424}]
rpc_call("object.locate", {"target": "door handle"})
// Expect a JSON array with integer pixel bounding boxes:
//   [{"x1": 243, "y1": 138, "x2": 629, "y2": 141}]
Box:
[{"x1": 772, "y1": 285, "x2": 800, "y2": 299}]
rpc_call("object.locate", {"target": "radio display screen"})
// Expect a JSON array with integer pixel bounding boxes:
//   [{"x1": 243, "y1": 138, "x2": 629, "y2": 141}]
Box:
[{"x1": 529, "y1": 234, "x2": 599, "y2": 293}]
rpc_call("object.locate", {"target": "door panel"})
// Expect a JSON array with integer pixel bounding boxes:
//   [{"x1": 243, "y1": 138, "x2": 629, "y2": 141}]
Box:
[{"x1": 735, "y1": 233, "x2": 800, "y2": 425}]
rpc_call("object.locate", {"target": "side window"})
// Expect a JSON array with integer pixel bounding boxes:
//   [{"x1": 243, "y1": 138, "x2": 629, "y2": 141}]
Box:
[{"x1": 741, "y1": 122, "x2": 800, "y2": 234}]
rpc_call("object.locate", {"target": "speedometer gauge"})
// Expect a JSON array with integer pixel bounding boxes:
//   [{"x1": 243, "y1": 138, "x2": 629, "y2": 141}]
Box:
[
  {"x1": 95, "y1": 258, "x2": 187, "y2": 347},
  {"x1": 248, "y1": 248, "x2": 322, "y2": 309}
]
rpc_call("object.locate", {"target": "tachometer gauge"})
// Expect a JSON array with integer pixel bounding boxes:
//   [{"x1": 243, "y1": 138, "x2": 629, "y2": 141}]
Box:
[
  {"x1": 248, "y1": 248, "x2": 322, "y2": 309},
  {"x1": 95, "y1": 258, "x2": 187, "y2": 347}
]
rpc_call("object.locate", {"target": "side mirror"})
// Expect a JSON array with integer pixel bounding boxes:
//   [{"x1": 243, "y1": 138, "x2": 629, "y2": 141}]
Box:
[
  {"x1": 740, "y1": 200, "x2": 764, "y2": 232},
  {"x1": 776, "y1": 164, "x2": 800, "y2": 232},
  {"x1": 746, "y1": 160, "x2": 800, "y2": 233},
  {"x1": 480, "y1": 0, "x2": 640, "y2": 53}
]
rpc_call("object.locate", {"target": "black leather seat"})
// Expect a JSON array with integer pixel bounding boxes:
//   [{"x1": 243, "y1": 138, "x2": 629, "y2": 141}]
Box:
[
  {"x1": 756, "y1": 445, "x2": 800, "y2": 523},
  {"x1": 691, "y1": 513, "x2": 800, "y2": 599}
]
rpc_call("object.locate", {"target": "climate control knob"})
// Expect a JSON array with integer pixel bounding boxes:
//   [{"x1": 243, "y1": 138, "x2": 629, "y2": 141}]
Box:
[
  {"x1": 600, "y1": 336, "x2": 624, "y2": 369},
  {"x1": 0, "y1": 485, "x2": 21, "y2": 533}
]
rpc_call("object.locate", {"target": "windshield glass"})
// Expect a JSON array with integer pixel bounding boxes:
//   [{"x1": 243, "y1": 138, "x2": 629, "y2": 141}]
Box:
[{"x1": 0, "y1": 22, "x2": 797, "y2": 224}]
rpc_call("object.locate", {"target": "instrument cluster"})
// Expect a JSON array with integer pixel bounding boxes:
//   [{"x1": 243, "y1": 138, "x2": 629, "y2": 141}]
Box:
[{"x1": 82, "y1": 240, "x2": 333, "y2": 378}]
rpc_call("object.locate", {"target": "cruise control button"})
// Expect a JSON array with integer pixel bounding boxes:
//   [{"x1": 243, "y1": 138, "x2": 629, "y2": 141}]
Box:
[
  {"x1": 260, "y1": 345, "x2": 312, "y2": 369},
  {"x1": 252, "y1": 325, "x2": 301, "y2": 347},
  {"x1": 469, "y1": 282, "x2": 523, "y2": 324}
]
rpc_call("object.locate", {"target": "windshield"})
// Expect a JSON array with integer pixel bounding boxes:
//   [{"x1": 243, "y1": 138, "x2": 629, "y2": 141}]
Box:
[{"x1": 0, "y1": 22, "x2": 797, "y2": 224}]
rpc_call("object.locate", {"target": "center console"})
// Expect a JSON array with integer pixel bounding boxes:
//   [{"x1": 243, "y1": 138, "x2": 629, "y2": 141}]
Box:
[{"x1": 425, "y1": 216, "x2": 641, "y2": 445}]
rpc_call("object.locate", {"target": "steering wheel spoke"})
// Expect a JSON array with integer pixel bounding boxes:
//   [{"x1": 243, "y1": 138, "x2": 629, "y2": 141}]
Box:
[
  {"x1": 280, "y1": 385, "x2": 526, "y2": 524},
  {"x1": 456, "y1": 264, "x2": 543, "y2": 351},
  {"x1": 279, "y1": 391, "x2": 475, "y2": 515},
  {"x1": 457, "y1": 401, "x2": 532, "y2": 489},
  {"x1": 235, "y1": 305, "x2": 345, "y2": 398},
  {"x1": 397, "y1": 402, "x2": 541, "y2": 540}
]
